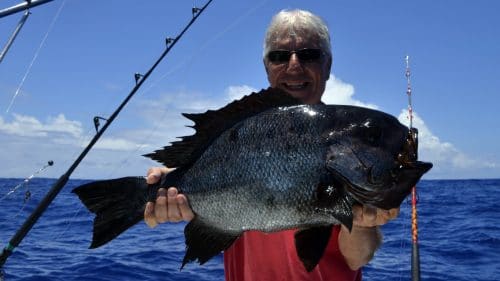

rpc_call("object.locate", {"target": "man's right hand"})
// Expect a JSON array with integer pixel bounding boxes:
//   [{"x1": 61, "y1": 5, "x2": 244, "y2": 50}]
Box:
[{"x1": 144, "y1": 167, "x2": 194, "y2": 228}]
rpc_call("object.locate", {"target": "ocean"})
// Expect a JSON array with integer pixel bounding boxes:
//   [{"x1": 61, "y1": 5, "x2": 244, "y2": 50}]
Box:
[{"x1": 0, "y1": 178, "x2": 499, "y2": 281}]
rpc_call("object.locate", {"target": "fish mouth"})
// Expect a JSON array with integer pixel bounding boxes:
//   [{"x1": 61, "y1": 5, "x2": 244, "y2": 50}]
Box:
[
  {"x1": 380, "y1": 160, "x2": 432, "y2": 209},
  {"x1": 400, "y1": 160, "x2": 433, "y2": 174}
]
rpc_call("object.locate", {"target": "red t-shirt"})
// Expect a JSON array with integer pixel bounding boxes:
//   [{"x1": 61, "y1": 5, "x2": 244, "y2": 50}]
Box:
[{"x1": 223, "y1": 225, "x2": 362, "y2": 281}]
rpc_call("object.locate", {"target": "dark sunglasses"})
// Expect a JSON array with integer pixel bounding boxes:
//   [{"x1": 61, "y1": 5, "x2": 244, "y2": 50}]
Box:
[{"x1": 266, "y1": 48, "x2": 323, "y2": 64}]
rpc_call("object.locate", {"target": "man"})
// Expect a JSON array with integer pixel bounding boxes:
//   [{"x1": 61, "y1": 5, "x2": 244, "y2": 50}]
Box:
[{"x1": 144, "y1": 9, "x2": 399, "y2": 281}]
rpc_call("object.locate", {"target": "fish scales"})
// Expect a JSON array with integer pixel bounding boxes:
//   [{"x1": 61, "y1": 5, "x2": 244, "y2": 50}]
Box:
[{"x1": 178, "y1": 105, "x2": 335, "y2": 233}]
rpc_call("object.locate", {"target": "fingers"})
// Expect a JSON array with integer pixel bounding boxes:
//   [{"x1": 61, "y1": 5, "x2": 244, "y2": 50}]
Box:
[
  {"x1": 388, "y1": 208, "x2": 400, "y2": 219},
  {"x1": 165, "y1": 188, "x2": 195, "y2": 222},
  {"x1": 167, "y1": 188, "x2": 182, "y2": 222},
  {"x1": 144, "y1": 202, "x2": 158, "y2": 228},
  {"x1": 146, "y1": 167, "x2": 173, "y2": 184},
  {"x1": 352, "y1": 205, "x2": 401, "y2": 228},
  {"x1": 144, "y1": 166, "x2": 194, "y2": 227},
  {"x1": 143, "y1": 186, "x2": 194, "y2": 228},
  {"x1": 155, "y1": 188, "x2": 169, "y2": 223},
  {"x1": 363, "y1": 205, "x2": 378, "y2": 223},
  {"x1": 177, "y1": 194, "x2": 195, "y2": 221},
  {"x1": 144, "y1": 188, "x2": 168, "y2": 228}
]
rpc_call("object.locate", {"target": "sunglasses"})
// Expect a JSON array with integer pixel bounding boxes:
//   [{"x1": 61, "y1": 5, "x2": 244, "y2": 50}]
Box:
[{"x1": 266, "y1": 48, "x2": 323, "y2": 64}]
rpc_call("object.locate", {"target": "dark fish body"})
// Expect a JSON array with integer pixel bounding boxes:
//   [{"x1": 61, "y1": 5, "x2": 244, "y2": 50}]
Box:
[
  {"x1": 73, "y1": 88, "x2": 432, "y2": 271},
  {"x1": 180, "y1": 105, "x2": 347, "y2": 233}
]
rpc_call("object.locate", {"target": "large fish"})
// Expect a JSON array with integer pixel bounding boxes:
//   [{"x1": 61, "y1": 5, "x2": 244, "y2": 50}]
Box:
[{"x1": 73, "y1": 88, "x2": 432, "y2": 271}]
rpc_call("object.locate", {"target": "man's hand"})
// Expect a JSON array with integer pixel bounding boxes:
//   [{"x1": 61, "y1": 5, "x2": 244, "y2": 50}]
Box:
[
  {"x1": 144, "y1": 167, "x2": 194, "y2": 228},
  {"x1": 352, "y1": 205, "x2": 400, "y2": 228},
  {"x1": 338, "y1": 205, "x2": 400, "y2": 270}
]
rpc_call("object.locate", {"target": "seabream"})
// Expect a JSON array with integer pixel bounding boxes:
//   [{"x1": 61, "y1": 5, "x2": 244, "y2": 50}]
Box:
[{"x1": 73, "y1": 88, "x2": 432, "y2": 271}]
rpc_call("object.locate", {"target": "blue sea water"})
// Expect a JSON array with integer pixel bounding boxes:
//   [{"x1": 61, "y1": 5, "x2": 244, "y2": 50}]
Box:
[{"x1": 0, "y1": 178, "x2": 499, "y2": 280}]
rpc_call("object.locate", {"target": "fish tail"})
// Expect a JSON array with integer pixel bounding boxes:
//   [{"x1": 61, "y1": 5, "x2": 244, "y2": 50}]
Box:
[{"x1": 72, "y1": 176, "x2": 156, "y2": 248}]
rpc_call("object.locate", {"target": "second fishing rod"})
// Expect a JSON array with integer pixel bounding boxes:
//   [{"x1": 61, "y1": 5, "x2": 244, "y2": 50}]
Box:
[{"x1": 0, "y1": 0, "x2": 213, "y2": 271}]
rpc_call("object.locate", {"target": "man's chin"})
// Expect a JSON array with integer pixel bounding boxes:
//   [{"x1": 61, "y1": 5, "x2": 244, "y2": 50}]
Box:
[
  {"x1": 279, "y1": 88, "x2": 308, "y2": 99},
  {"x1": 285, "y1": 91, "x2": 318, "y2": 104}
]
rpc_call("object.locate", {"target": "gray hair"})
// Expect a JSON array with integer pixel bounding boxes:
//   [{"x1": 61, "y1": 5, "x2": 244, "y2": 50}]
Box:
[{"x1": 263, "y1": 9, "x2": 332, "y2": 59}]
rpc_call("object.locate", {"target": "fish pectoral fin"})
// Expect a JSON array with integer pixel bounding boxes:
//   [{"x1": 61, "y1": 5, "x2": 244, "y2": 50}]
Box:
[
  {"x1": 294, "y1": 225, "x2": 333, "y2": 272},
  {"x1": 315, "y1": 179, "x2": 354, "y2": 231},
  {"x1": 182, "y1": 216, "x2": 240, "y2": 269},
  {"x1": 331, "y1": 194, "x2": 354, "y2": 232}
]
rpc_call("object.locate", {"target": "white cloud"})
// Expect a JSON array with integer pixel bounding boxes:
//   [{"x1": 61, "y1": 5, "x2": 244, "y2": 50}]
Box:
[
  {"x1": 398, "y1": 110, "x2": 498, "y2": 177},
  {"x1": 0, "y1": 112, "x2": 158, "y2": 179},
  {"x1": 0, "y1": 113, "x2": 82, "y2": 137},
  {"x1": 135, "y1": 86, "x2": 257, "y2": 146},
  {"x1": 0, "y1": 113, "x2": 145, "y2": 152},
  {"x1": 320, "y1": 74, "x2": 499, "y2": 178},
  {"x1": 225, "y1": 85, "x2": 258, "y2": 101},
  {"x1": 90, "y1": 137, "x2": 147, "y2": 151},
  {"x1": 322, "y1": 74, "x2": 378, "y2": 109}
]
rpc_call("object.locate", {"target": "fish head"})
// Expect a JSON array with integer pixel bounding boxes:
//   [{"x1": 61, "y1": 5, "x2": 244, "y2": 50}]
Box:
[{"x1": 323, "y1": 105, "x2": 432, "y2": 210}]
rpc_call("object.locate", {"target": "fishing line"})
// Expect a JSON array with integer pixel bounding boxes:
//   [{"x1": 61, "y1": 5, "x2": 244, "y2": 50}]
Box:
[
  {"x1": 7, "y1": 186, "x2": 34, "y2": 221},
  {"x1": 126, "y1": 0, "x2": 270, "y2": 169},
  {"x1": 51, "y1": 203, "x2": 84, "y2": 242},
  {"x1": 66, "y1": 0, "x2": 264, "y2": 181},
  {"x1": 142, "y1": 0, "x2": 269, "y2": 97},
  {"x1": 98, "y1": 0, "x2": 270, "y2": 184},
  {"x1": 1, "y1": 161, "x2": 53, "y2": 224},
  {"x1": 0, "y1": 160, "x2": 54, "y2": 203},
  {"x1": 5, "y1": 0, "x2": 66, "y2": 114},
  {"x1": 395, "y1": 200, "x2": 412, "y2": 281}
]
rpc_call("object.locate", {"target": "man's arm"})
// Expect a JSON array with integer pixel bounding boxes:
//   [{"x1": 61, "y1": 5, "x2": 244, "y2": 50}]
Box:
[{"x1": 338, "y1": 205, "x2": 399, "y2": 270}]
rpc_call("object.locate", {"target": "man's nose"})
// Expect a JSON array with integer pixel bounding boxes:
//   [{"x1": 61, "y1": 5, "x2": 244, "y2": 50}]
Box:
[{"x1": 286, "y1": 53, "x2": 304, "y2": 73}]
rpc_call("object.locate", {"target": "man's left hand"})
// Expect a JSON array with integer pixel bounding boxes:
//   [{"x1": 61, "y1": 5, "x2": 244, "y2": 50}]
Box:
[{"x1": 352, "y1": 205, "x2": 400, "y2": 228}]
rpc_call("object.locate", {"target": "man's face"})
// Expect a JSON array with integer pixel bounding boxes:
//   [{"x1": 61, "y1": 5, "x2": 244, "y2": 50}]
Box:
[{"x1": 264, "y1": 34, "x2": 332, "y2": 105}]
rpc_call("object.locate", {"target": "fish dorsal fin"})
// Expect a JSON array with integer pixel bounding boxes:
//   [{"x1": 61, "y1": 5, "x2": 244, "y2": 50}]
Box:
[{"x1": 144, "y1": 87, "x2": 301, "y2": 168}]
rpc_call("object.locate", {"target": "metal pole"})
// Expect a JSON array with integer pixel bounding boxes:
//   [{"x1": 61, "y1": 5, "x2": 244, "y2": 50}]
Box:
[
  {"x1": 0, "y1": 10, "x2": 30, "y2": 64},
  {"x1": 0, "y1": 0, "x2": 54, "y2": 19}
]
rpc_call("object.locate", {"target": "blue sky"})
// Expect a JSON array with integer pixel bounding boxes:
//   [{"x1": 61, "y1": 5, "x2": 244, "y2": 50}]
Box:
[{"x1": 1, "y1": 0, "x2": 499, "y2": 180}]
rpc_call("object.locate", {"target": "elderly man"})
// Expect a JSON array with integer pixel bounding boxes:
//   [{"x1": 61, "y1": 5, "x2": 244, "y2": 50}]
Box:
[{"x1": 145, "y1": 9, "x2": 399, "y2": 281}]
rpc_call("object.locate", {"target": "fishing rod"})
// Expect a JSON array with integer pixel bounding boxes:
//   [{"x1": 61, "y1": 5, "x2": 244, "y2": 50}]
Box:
[
  {"x1": 0, "y1": 0, "x2": 54, "y2": 19},
  {"x1": 0, "y1": 10, "x2": 30, "y2": 64},
  {"x1": 405, "y1": 55, "x2": 421, "y2": 281},
  {"x1": 0, "y1": 0, "x2": 53, "y2": 64},
  {"x1": 0, "y1": 0, "x2": 213, "y2": 273},
  {"x1": 0, "y1": 161, "x2": 54, "y2": 203}
]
